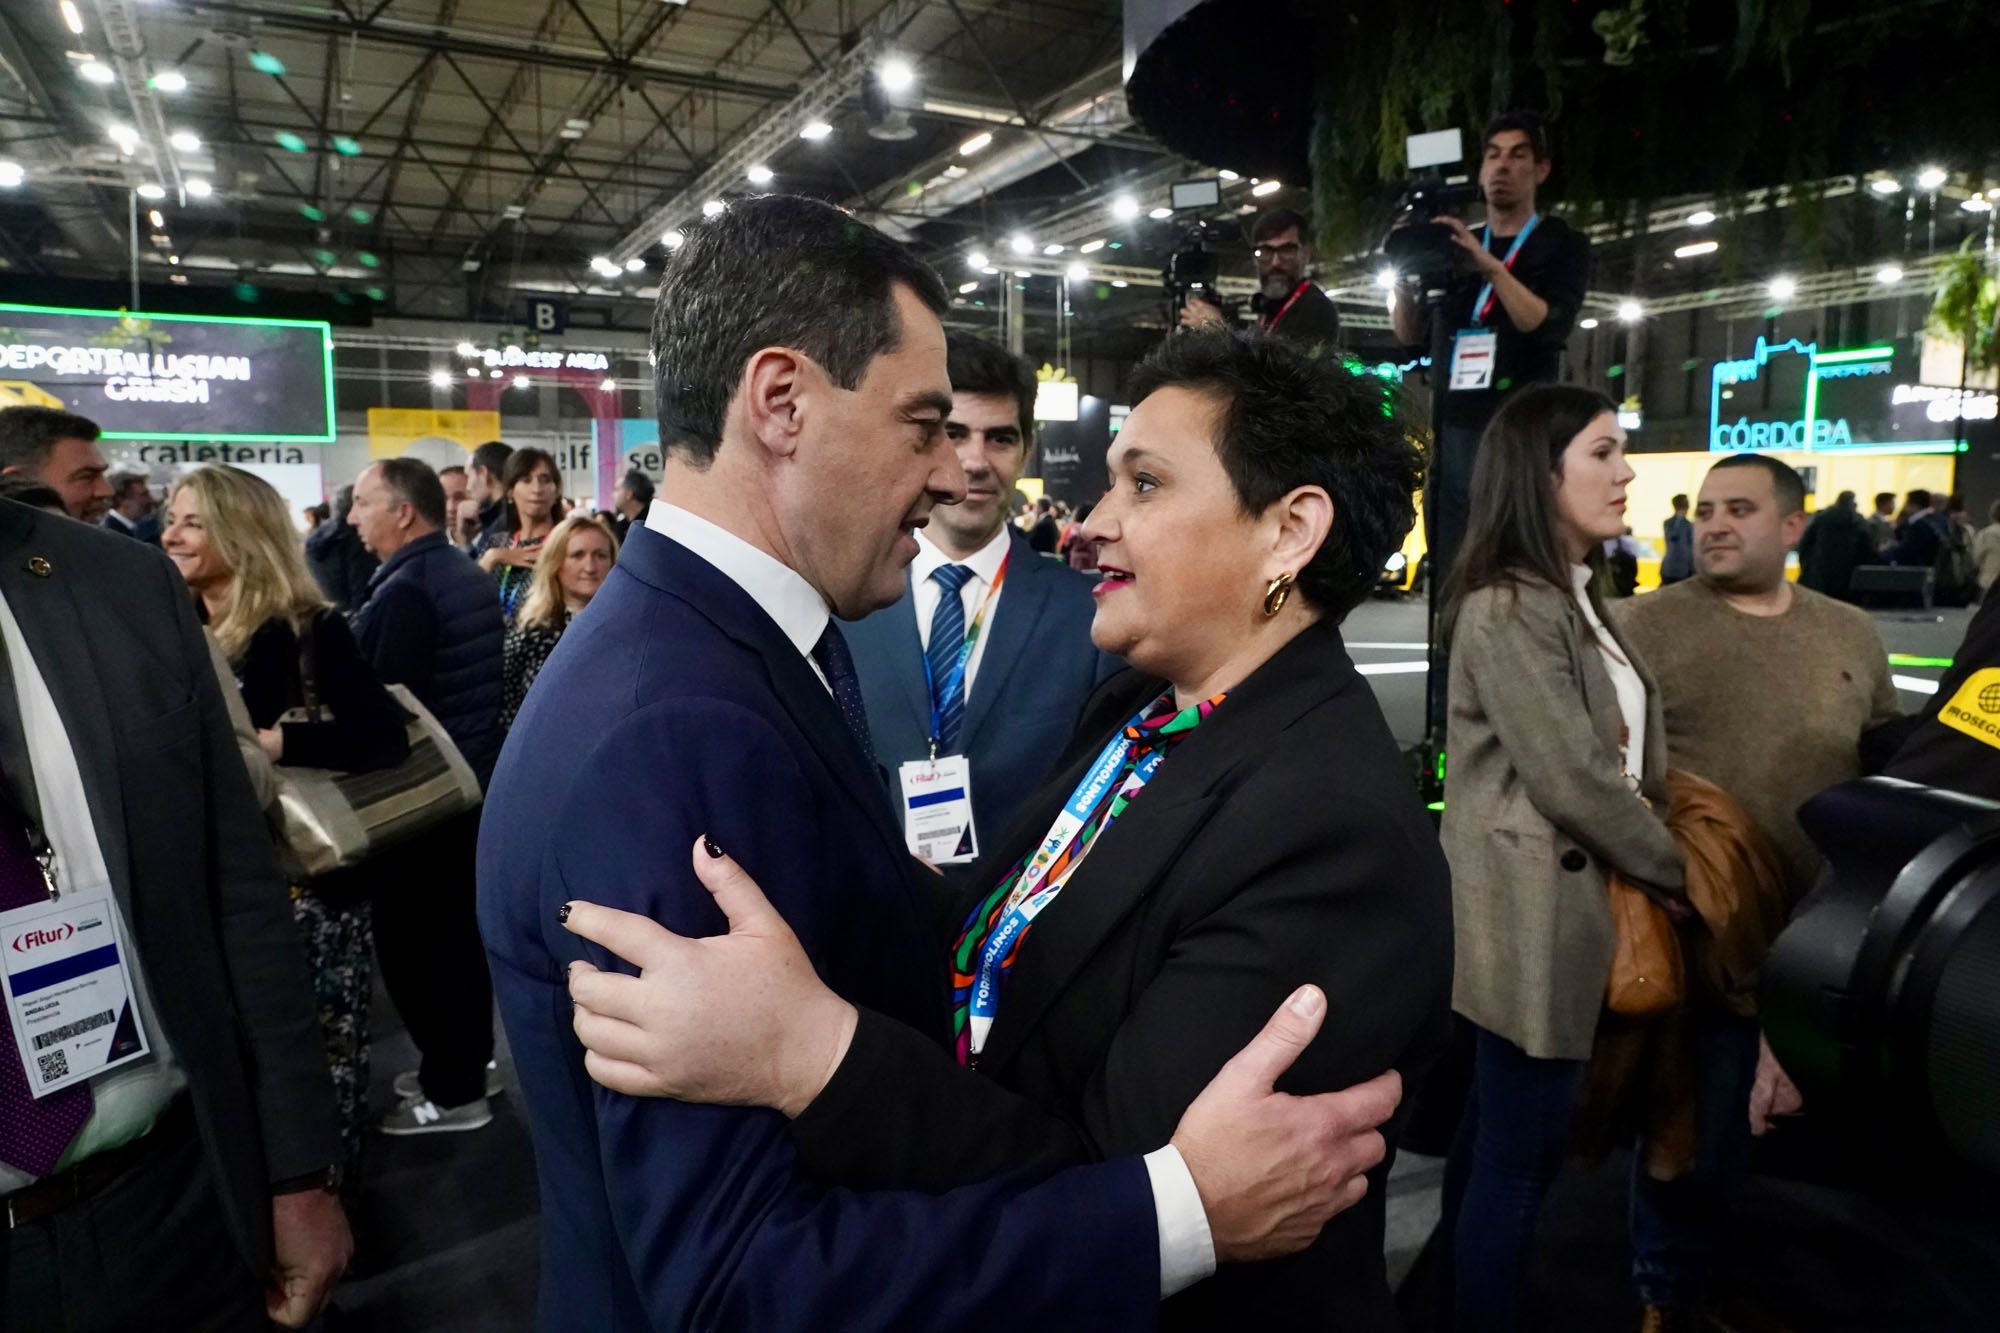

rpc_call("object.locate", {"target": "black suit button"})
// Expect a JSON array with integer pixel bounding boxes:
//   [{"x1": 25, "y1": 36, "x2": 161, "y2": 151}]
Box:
[{"x1": 1560, "y1": 849, "x2": 1589, "y2": 873}]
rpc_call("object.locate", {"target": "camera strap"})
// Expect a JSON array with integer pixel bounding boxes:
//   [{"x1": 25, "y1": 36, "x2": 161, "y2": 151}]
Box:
[{"x1": 1472, "y1": 212, "x2": 1541, "y2": 324}]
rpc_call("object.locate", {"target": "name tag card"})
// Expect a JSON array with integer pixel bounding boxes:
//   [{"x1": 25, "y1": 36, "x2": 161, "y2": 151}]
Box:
[
  {"x1": 898, "y1": 757, "x2": 979, "y2": 867},
  {"x1": 1449, "y1": 328, "x2": 1498, "y2": 391},
  {"x1": 1, "y1": 888, "x2": 148, "y2": 1098}
]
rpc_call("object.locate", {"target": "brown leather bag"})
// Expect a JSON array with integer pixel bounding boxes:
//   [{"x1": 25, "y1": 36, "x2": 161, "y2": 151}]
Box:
[{"x1": 1604, "y1": 872, "x2": 1684, "y2": 1018}]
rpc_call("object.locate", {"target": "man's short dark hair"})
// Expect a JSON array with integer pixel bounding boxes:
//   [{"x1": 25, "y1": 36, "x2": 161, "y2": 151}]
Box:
[
  {"x1": 108, "y1": 470, "x2": 148, "y2": 501},
  {"x1": 0, "y1": 405, "x2": 101, "y2": 471},
  {"x1": 375, "y1": 457, "x2": 446, "y2": 528},
  {"x1": 1671, "y1": 493, "x2": 1689, "y2": 510},
  {"x1": 1131, "y1": 330, "x2": 1422, "y2": 619},
  {"x1": 621, "y1": 469, "x2": 656, "y2": 506},
  {"x1": 1836, "y1": 489, "x2": 1857, "y2": 507},
  {"x1": 1907, "y1": 488, "x2": 1932, "y2": 509},
  {"x1": 946, "y1": 333, "x2": 1035, "y2": 441},
  {"x1": 650, "y1": 194, "x2": 950, "y2": 465},
  {"x1": 470, "y1": 440, "x2": 513, "y2": 479},
  {"x1": 1485, "y1": 110, "x2": 1550, "y2": 161},
  {"x1": 1875, "y1": 490, "x2": 1897, "y2": 510},
  {"x1": 438, "y1": 463, "x2": 467, "y2": 481},
  {"x1": 1251, "y1": 209, "x2": 1310, "y2": 246},
  {"x1": 1710, "y1": 454, "x2": 1806, "y2": 515}
]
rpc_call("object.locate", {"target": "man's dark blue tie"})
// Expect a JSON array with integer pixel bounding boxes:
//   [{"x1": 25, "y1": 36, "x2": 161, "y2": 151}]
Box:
[
  {"x1": 925, "y1": 565, "x2": 974, "y2": 753},
  {"x1": 810, "y1": 621, "x2": 875, "y2": 759},
  {"x1": 0, "y1": 762, "x2": 91, "y2": 1177}
]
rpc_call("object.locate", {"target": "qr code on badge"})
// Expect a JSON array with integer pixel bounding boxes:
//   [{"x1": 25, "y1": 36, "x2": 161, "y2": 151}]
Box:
[{"x1": 37, "y1": 1049, "x2": 68, "y2": 1084}]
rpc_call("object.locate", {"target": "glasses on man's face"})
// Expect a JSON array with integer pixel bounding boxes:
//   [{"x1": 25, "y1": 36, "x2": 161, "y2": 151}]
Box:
[{"x1": 1254, "y1": 242, "x2": 1302, "y2": 262}]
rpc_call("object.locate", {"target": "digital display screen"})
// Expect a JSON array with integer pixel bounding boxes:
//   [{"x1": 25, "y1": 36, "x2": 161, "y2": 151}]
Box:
[{"x1": 0, "y1": 303, "x2": 335, "y2": 441}]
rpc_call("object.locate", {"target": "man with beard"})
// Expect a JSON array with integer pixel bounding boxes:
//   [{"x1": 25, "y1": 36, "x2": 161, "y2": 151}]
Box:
[{"x1": 1180, "y1": 209, "x2": 1342, "y2": 350}]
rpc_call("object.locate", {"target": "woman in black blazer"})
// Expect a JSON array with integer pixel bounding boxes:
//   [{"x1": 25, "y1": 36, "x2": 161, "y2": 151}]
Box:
[
  {"x1": 565, "y1": 332, "x2": 1454, "y2": 1328},
  {"x1": 163, "y1": 465, "x2": 408, "y2": 1162}
]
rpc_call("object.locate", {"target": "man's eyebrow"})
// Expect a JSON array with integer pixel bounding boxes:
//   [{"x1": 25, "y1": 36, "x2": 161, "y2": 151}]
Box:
[{"x1": 903, "y1": 391, "x2": 953, "y2": 417}]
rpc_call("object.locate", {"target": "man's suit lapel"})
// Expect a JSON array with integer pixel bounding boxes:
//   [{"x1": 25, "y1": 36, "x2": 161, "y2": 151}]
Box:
[{"x1": 961, "y1": 533, "x2": 1050, "y2": 751}]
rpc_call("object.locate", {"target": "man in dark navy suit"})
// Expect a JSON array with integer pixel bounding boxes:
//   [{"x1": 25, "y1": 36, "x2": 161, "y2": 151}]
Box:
[
  {"x1": 478, "y1": 194, "x2": 1391, "y2": 1331},
  {"x1": 848, "y1": 333, "x2": 1115, "y2": 868}
]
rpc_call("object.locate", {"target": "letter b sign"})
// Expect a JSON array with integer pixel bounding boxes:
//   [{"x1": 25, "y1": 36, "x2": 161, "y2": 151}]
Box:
[{"x1": 528, "y1": 299, "x2": 566, "y2": 335}]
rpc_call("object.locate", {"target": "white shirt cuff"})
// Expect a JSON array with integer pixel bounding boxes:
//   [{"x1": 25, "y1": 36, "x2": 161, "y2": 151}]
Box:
[{"x1": 1143, "y1": 1143, "x2": 1216, "y2": 1298}]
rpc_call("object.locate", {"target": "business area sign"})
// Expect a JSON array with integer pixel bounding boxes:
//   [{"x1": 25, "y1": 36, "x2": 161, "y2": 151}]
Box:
[
  {"x1": 0, "y1": 303, "x2": 334, "y2": 442},
  {"x1": 1708, "y1": 337, "x2": 1960, "y2": 455}
]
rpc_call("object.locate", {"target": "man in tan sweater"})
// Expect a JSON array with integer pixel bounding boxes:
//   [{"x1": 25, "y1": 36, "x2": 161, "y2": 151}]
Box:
[{"x1": 1613, "y1": 452, "x2": 1899, "y2": 1328}]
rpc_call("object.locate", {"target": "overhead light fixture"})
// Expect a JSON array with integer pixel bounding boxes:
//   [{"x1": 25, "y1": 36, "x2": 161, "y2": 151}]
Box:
[
  {"x1": 147, "y1": 208, "x2": 165, "y2": 228},
  {"x1": 0, "y1": 161, "x2": 23, "y2": 188},
  {"x1": 624, "y1": 257, "x2": 645, "y2": 272},
  {"x1": 957, "y1": 279, "x2": 979, "y2": 294},
  {"x1": 559, "y1": 117, "x2": 591, "y2": 140},
  {"x1": 332, "y1": 135, "x2": 361, "y2": 157},
  {"x1": 745, "y1": 163, "x2": 774, "y2": 185},
  {"x1": 877, "y1": 57, "x2": 915, "y2": 93},
  {"x1": 60, "y1": 0, "x2": 85, "y2": 36},
  {"x1": 1012, "y1": 270, "x2": 1031, "y2": 279},
  {"x1": 167, "y1": 254, "x2": 179, "y2": 265},
  {"x1": 1871, "y1": 177, "x2": 1902, "y2": 195},
  {"x1": 106, "y1": 122, "x2": 138, "y2": 152},
  {"x1": 1111, "y1": 279, "x2": 1129, "y2": 288},
  {"x1": 1917, "y1": 166, "x2": 1948, "y2": 191},
  {"x1": 1579, "y1": 317, "x2": 1600, "y2": 329},
  {"x1": 1686, "y1": 209, "x2": 1717, "y2": 226},
  {"x1": 79, "y1": 60, "x2": 115, "y2": 85},
  {"x1": 1065, "y1": 261, "x2": 1088, "y2": 281},
  {"x1": 942, "y1": 165, "x2": 968, "y2": 179},
  {"x1": 431, "y1": 371, "x2": 452, "y2": 388},
  {"x1": 1875, "y1": 264, "x2": 1905, "y2": 284},
  {"x1": 184, "y1": 177, "x2": 212, "y2": 199},
  {"x1": 465, "y1": 367, "x2": 482, "y2": 378},
  {"x1": 1768, "y1": 275, "x2": 1798, "y2": 300},
  {"x1": 1043, "y1": 243, "x2": 1065, "y2": 255},
  {"x1": 590, "y1": 255, "x2": 619, "y2": 277},
  {"x1": 462, "y1": 258, "x2": 481, "y2": 272},
  {"x1": 959, "y1": 132, "x2": 992, "y2": 156},
  {"x1": 152, "y1": 69, "x2": 187, "y2": 93},
  {"x1": 1078, "y1": 239, "x2": 1105, "y2": 254},
  {"x1": 455, "y1": 341, "x2": 476, "y2": 357},
  {"x1": 169, "y1": 130, "x2": 200, "y2": 153},
  {"x1": 1007, "y1": 233, "x2": 1033, "y2": 255},
  {"x1": 966, "y1": 250, "x2": 988, "y2": 268},
  {"x1": 1111, "y1": 195, "x2": 1140, "y2": 220},
  {"x1": 1147, "y1": 206, "x2": 1173, "y2": 220},
  {"x1": 799, "y1": 120, "x2": 833, "y2": 141},
  {"x1": 702, "y1": 199, "x2": 726, "y2": 217},
  {"x1": 1673, "y1": 240, "x2": 1720, "y2": 258},
  {"x1": 600, "y1": 379, "x2": 616, "y2": 392},
  {"x1": 247, "y1": 51, "x2": 286, "y2": 77},
  {"x1": 1251, "y1": 179, "x2": 1282, "y2": 197},
  {"x1": 1961, "y1": 194, "x2": 1993, "y2": 214},
  {"x1": 662, "y1": 229, "x2": 685, "y2": 249},
  {"x1": 1616, "y1": 299, "x2": 1644, "y2": 323},
  {"x1": 136, "y1": 183, "x2": 165, "y2": 200},
  {"x1": 168, "y1": 272, "x2": 187, "y2": 285},
  {"x1": 502, "y1": 203, "x2": 525, "y2": 220},
  {"x1": 1374, "y1": 267, "x2": 1396, "y2": 289},
  {"x1": 513, "y1": 375, "x2": 530, "y2": 390},
  {"x1": 1218, "y1": 169, "x2": 1240, "y2": 182},
  {"x1": 981, "y1": 266, "x2": 999, "y2": 275},
  {"x1": 274, "y1": 131, "x2": 308, "y2": 153}
]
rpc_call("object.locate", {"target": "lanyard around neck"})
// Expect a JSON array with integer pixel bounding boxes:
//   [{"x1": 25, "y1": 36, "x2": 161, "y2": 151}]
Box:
[{"x1": 1472, "y1": 212, "x2": 1540, "y2": 324}]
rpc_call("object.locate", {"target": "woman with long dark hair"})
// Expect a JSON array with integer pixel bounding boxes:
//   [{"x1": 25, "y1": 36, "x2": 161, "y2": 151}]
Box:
[
  {"x1": 474, "y1": 446, "x2": 564, "y2": 620},
  {"x1": 1436, "y1": 385, "x2": 1688, "y2": 1332}
]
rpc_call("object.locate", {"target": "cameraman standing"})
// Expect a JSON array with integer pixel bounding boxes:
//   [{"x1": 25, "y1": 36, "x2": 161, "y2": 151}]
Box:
[
  {"x1": 1391, "y1": 112, "x2": 1591, "y2": 585},
  {"x1": 1180, "y1": 208, "x2": 1342, "y2": 350}
]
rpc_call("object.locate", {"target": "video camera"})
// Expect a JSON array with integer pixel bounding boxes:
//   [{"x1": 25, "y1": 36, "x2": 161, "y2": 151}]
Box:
[
  {"x1": 1382, "y1": 127, "x2": 1481, "y2": 288},
  {"x1": 1163, "y1": 218, "x2": 1238, "y2": 325}
]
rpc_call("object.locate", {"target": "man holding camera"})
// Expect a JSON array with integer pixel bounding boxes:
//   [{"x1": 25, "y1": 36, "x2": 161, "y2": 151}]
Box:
[
  {"x1": 1179, "y1": 209, "x2": 1342, "y2": 350},
  {"x1": 1390, "y1": 112, "x2": 1591, "y2": 584}
]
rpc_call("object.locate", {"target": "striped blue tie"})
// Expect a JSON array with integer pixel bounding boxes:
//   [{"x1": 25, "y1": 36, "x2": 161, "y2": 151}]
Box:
[{"x1": 926, "y1": 564, "x2": 974, "y2": 752}]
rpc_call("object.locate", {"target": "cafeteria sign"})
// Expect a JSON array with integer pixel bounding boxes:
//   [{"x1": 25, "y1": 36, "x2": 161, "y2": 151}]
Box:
[{"x1": 0, "y1": 303, "x2": 335, "y2": 442}]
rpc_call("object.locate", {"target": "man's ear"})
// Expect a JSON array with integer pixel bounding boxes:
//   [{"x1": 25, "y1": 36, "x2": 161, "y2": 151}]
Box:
[{"x1": 739, "y1": 347, "x2": 808, "y2": 460}]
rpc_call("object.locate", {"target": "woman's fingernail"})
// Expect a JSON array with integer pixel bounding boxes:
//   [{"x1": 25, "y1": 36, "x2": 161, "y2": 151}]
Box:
[
  {"x1": 556, "y1": 902, "x2": 572, "y2": 924},
  {"x1": 1288, "y1": 985, "x2": 1325, "y2": 1019},
  {"x1": 702, "y1": 836, "x2": 724, "y2": 859}
]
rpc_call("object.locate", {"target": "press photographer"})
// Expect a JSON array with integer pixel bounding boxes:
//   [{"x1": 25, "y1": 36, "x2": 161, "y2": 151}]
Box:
[
  {"x1": 1178, "y1": 208, "x2": 1342, "y2": 349},
  {"x1": 1389, "y1": 112, "x2": 1591, "y2": 584}
]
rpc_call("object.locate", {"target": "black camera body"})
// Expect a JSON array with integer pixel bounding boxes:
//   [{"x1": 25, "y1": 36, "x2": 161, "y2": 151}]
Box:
[
  {"x1": 1163, "y1": 221, "x2": 1237, "y2": 324},
  {"x1": 1383, "y1": 171, "x2": 1483, "y2": 287}
]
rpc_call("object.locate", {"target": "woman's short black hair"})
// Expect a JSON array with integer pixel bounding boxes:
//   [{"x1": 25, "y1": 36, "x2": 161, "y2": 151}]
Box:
[{"x1": 1128, "y1": 330, "x2": 1423, "y2": 620}]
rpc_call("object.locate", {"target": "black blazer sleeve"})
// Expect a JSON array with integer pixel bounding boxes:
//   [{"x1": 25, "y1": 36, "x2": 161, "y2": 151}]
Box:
[{"x1": 278, "y1": 612, "x2": 410, "y2": 772}]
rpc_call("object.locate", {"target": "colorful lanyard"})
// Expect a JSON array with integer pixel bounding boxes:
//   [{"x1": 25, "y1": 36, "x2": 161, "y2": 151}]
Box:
[
  {"x1": 1262, "y1": 281, "x2": 1311, "y2": 332},
  {"x1": 919, "y1": 552, "x2": 1010, "y2": 756},
  {"x1": 951, "y1": 690, "x2": 1222, "y2": 1064},
  {"x1": 1471, "y1": 212, "x2": 1540, "y2": 325}
]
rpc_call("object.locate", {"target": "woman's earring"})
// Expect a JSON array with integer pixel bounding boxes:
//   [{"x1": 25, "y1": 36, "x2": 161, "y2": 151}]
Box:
[{"x1": 1262, "y1": 572, "x2": 1295, "y2": 618}]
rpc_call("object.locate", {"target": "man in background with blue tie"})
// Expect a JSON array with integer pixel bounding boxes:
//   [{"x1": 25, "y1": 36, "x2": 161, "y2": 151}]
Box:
[{"x1": 848, "y1": 333, "x2": 1114, "y2": 870}]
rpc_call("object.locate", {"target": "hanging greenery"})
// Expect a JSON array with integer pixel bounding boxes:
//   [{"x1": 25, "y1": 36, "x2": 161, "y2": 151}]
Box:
[{"x1": 1927, "y1": 240, "x2": 2000, "y2": 376}]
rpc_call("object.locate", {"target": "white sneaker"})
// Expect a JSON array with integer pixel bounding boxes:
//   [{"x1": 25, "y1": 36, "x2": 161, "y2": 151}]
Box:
[
  {"x1": 377, "y1": 1096, "x2": 492, "y2": 1136},
  {"x1": 392, "y1": 1061, "x2": 503, "y2": 1103}
]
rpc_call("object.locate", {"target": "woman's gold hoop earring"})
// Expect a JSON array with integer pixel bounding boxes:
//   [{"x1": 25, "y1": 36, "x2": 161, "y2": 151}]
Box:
[{"x1": 1262, "y1": 572, "x2": 1295, "y2": 618}]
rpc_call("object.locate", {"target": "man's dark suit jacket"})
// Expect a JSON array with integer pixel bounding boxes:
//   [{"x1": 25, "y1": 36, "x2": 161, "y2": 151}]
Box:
[
  {"x1": 790, "y1": 616, "x2": 1455, "y2": 1331},
  {"x1": 846, "y1": 527, "x2": 1116, "y2": 852},
  {"x1": 0, "y1": 501, "x2": 340, "y2": 1271},
  {"x1": 476, "y1": 525, "x2": 1159, "y2": 1332}
]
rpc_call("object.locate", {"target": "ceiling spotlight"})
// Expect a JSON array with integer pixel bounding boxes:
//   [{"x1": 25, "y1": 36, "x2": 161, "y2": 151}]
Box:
[
  {"x1": 1065, "y1": 261, "x2": 1088, "y2": 281},
  {"x1": 600, "y1": 379, "x2": 616, "y2": 392},
  {"x1": 1579, "y1": 317, "x2": 1600, "y2": 329},
  {"x1": 107, "y1": 123, "x2": 138, "y2": 151},
  {"x1": 455, "y1": 342, "x2": 476, "y2": 356},
  {"x1": 1007, "y1": 233, "x2": 1033, "y2": 255},
  {"x1": 513, "y1": 375, "x2": 530, "y2": 390},
  {"x1": 1961, "y1": 194, "x2": 1993, "y2": 214},
  {"x1": 79, "y1": 60, "x2": 115, "y2": 85},
  {"x1": 1374, "y1": 267, "x2": 1396, "y2": 289},
  {"x1": 1078, "y1": 239, "x2": 1105, "y2": 254},
  {"x1": 745, "y1": 163, "x2": 774, "y2": 185},
  {"x1": 136, "y1": 183, "x2": 165, "y2": 200},
  {"x1": 1616, "y1": 299, "x2": 1644, "y2": 323},
  {"x1": 702, "y1": 199, "x2": 726, "y2": 217},
  {"x1": 147, "y1": 208, "x2": 165, "y2": 228},
  {"x1": 430, "y1": 371, "x2": 452, "y2": 389},
  {"x1": 169, "y1": 130, "x2": 200, "y2": 153},
  {"x1": 624, "y1": 257, "x2": 645, "y2": 272},
  {"x1": 1111, "y1": 195, "x2": 1140, "y2": 221},
  {"x1": 1875, "y1": 264, "x2": 1905, "y2": 284},
  {"x1": 152, "y1": 69, "x2": 187, "y2": 93},
  {"x1": 0, "y1": 161, "x2": 23, "y2": 188},
  {"x1": 1147, "y1": 206, "x2": 1173, "y2": 220},
  {"x1": 662, "y1": 229, "x2": 685, "y2": 249},
  {"x1": 247, "y1": 50, "x2": 286, "y2": 76},
  {"x1": 877, "y1": 57, "x2": 915, "y2": 93},
  {"x1": 184, "y1": 177, "x2": 212, "y2": 199},
  {"x1": 957, "y1": 280, "x2": 980, "y2": 294},
  {"x1": 1768, "y1": 275, "x2": 1798, "y2": 300},
  {"x1": 167, "y1": 254, "x2": 179, "y2": 265},
  {"x1": 1871, "y1": 177, "x2": 1902, "y2": 195},
  {"x1": 1686, "y1": 209, "x2": 1717, "y2": 226},
  {"x1": 799, "y1": 120, "x2": 833, "y2": 141},
  {"x1": 1917, "y1": 166, "x2": 1948, "y2": 191},
  {"x1": 589, "y1": 255, "x2": 619, "y2": 277},
  {"x1": 1218, "y1": 169, "x2": 1240, "y2": 182},
  {"x1": 980, "y1": 266, "x2": 999, "y2": 275},
  {"x1": 60, "y1": 0, "x2": 85, "y2": 36},
  {"x1": 1043, "y1": 243, "x2": 1065, "y2": 255},
  {"x1": 1673, "y1": 240, "x2": 1720, "y2": 258},
  {"x1": 558, "y1": 118, "x2": 590, "y2": 140},
  {"x1": 1111, "y1": 279, "x2": 1128, "y2": 288},
  {"x1": 465, "y1": 367, "x2": 482, "y2": 378},
  {"x1": 966, "y1": 250, "x2": 988, "y2": 268},
  {"x1": 1251, "y1": 179, "x2": 1282, "y2": 197},
  {"x1": 959, "y1": 132, "x2": 992, "y2": 156}
]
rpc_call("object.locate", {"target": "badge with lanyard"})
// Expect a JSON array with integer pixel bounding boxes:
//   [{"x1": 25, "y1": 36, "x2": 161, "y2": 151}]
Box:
[
  {"x1": 1449, "y1": 213, "x2": 1540, "y2": 392},
  {"x1": 898, "y1": 555, "x2": 1009, "y2": 866}
]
